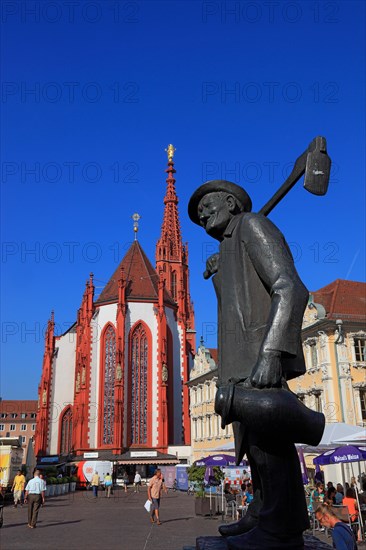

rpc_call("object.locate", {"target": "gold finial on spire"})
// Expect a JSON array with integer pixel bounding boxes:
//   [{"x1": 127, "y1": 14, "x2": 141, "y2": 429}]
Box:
[
  {"x1": 165, "y1": 144, "x2": 176, "y2": 162},
  {"x1": 132, "y1": 212, "x2": 141, "y2": 241}
]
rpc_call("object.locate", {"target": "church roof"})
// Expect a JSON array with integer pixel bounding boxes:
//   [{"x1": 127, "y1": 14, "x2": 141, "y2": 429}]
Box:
[
  {"x1": 96, "y1": 241, "x2": 175, "y2": 305},
  {"x1": 311, "y1": 279, "x2": 366, "y2": 321}
]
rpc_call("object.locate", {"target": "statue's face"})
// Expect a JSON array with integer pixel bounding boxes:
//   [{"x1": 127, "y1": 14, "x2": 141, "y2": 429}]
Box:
[{"x1": 197, "y1": 192, "x2": 234, "y2": 240}]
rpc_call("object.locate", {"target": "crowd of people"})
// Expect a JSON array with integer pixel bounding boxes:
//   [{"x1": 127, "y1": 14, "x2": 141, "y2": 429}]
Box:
[{"x1": 8, "y1": 464, "x2": 366, "y2": 544}]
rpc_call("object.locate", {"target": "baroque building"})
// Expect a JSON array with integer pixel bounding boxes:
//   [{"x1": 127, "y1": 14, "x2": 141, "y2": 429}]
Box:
[
  {"x1": 188, "y1": 338, "x2": 233, "y2": 463},
  {"x1": 289, "y1": 279, "x2": 366, "y2": 426},
  {"x1": 34, "y1": 146, "x2": 195, "y2": 461},
  {"x1": 0, "y1": 400, "x2": 37, "y2": 459}
]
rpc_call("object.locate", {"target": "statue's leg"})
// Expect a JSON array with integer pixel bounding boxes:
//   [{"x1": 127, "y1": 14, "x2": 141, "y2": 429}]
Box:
[
  {"x1": 226, "y1": 436, "x2": 308, "y2": 549},
  {"x1": 250, "y1": 438, "x2": 309, "y2": 536}
]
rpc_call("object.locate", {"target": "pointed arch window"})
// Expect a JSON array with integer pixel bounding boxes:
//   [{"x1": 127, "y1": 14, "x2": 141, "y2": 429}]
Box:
[
  {"x1": 131, "y1": 324, "x2": 148, "y2": 444},
  {"x1": 103, "y1": 325, "x2": 116, "y2": 445},
  {"x1": 60, "y1": 408, "x2": 72, "y2": 455},
  {"x1": 171, "y1": 271, "x2": 177, "y2": 301}
]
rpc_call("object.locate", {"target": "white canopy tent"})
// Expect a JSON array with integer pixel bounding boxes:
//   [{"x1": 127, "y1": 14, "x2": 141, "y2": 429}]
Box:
[
  {"x1": 333, "y1": 429, "x2": 366, "y2": 446},
  {"x1": 298, "y1": 423, "x2": 365, "y2": 453}
]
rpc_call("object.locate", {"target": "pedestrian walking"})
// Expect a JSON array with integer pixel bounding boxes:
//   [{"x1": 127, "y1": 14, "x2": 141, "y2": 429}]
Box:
[
  {"x1": 315, "y1": 503, "x2": 357, "y2": 549},
  {"x1": 24, "y1": 470, "x2": 45, "y2": 528},
  {"x1": 91, "y1": 471, "x2": 100, "y2": 498},
  {"x1": 104, "y1": 473, "x2": 113, "y2": 498},
  {"x1": 11, "y1": 470, "x2": 25, "y2": 508},
  {"x1": 134, "y1": 472, "x2": 142, "y2": 493},
  {"x1": 123, "y1": 471, "x2": 129, "y2": 493},
  {"x1": 147, "y1": 469, "x2": 163, "y2": 525}
]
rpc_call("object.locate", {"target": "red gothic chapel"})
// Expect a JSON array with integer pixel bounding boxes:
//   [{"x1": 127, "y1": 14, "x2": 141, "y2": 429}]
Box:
[{"x1": 35, "y1": 146, "x2": 196, "y2": 464}]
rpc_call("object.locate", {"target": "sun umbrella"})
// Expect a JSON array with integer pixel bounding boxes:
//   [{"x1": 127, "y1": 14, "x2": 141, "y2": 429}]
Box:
[{"x1": 195, "y1": 454, "x2": 247, "y2": 467}]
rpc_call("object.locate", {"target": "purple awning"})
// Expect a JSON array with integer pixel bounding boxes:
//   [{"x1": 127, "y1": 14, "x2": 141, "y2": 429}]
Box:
[
  {"x1": 313, "y1": 445, "x2": 366, "y2": 466},
  {"x1": 195, "y1": 454, "x2": 247, "y2": 467}
]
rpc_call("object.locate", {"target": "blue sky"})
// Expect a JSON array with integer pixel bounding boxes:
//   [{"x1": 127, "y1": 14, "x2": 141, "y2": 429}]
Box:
[{"x1": 1, "y1": 0, "x2": 365, "y2": 399}]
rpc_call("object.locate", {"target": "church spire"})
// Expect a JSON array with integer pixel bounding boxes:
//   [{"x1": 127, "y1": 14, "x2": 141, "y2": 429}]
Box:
[
  {"x1": 156, "y1": 144, "x2": 195, "y2": 446},
  {"x1": 156, "y1": 144, "x2": 183, "y2": 267}
]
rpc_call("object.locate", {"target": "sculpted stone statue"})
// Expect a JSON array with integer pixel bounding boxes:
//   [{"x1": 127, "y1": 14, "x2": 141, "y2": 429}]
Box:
[{"x1": 188, "y1": 180, "x2": 325, "y2": 550}]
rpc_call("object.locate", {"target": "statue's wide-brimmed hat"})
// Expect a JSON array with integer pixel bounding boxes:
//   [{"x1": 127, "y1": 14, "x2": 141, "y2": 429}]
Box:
[{"x1": 188, "y1": 180, "x2": 252, "y2": 225}]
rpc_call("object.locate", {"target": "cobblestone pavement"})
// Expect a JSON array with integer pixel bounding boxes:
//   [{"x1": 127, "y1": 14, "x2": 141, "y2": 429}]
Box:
[{"x1": 0, "y1": 489, "x2": 364, "y2": 550}]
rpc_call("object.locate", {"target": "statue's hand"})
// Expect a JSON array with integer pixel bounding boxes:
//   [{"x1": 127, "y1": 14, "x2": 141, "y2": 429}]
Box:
[
  {"x1": 203, "y1": 253, "x2": 219, "y2": 279},
  {"x1": 250, "y1": 351, "x2": 282, "y2": 388}
]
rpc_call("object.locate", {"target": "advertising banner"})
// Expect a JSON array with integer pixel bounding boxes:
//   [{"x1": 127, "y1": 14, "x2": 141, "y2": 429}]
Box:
[
  {"x1": 77, "y1": 461, "x2": 112, "y2": 483},
  {"x1": 176, "y1": 465, "x2": 189, "y2": 491},
  {"x1": 0, "y1": 451, "x2": 11, "y2": 487},
  {"x1": 160, "y1": 466, "x2": 176, "y2": 488}
]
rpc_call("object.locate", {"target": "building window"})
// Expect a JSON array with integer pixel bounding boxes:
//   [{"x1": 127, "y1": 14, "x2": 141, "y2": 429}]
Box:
[
  {"x1": 0, "y1": 424, "x2": 4, "y2": 431},
  {"x1": 11, "y1": 413, "x2": 17, "y2": 418},
  {"x1": 360, "y1": 389, "x2": 366, "y2": 422},
  {"x1": 30, "y1": 413, "x2": 36, "y2": 419},
  {"x1": 21, "y1": 424, "x2": 27, "y2": 431},
  {"x1": 171, "y1": 271, "x2": 177, "y2": 301},
  {"x1": 102, "y1": 325, "x2": 116, "y2": 446},
  {"x1": 216, "y1": 414, "x2": 221, "y2": 437},
  {"x1": 198, "y1": 417, "x2": 202, "y2": 440},
  {"x1": 354, "y1": 338, "x2": 366, "y2": 362},
  {"x1": 0, "y1": 413, "x2": 6, "y2": 419},
  {"x1": 314, "y1": 393, "x2": 322, "y2": 413},
  {"x1": 21, "y1": 413, "x2": 27, "y2": 419},
  {"x1": 10, "y1": 424, "x2": 15, "y2": 431},
  {"x1": 310, "y1": 344, "x2": 318, "y2": 368},
  {"x1": 60, "y1": 407, "x2": 73, "y2": 455},
  {"x1": 207, "y1": 415, "x2": 212, "y2": 438},
  {"x1": 193, "y1": 418, "x2": 198, "y2": 441},
  {"x1": 198, "y1": 386, "x2": 202, "y2": 403},
  {"x1": 131, "y1": 323, "x2": 149, "y2": 445},
  {"x1": 21, "y1": 436, "x2": 26, "y2": 444},
  {"x1": 32, "y1": 424, "x2": 36, "y2": 431}
]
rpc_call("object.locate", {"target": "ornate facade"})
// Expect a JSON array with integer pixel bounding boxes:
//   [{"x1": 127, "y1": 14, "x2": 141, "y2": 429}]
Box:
[
  {"x1": 35, "y1": 148, "x2": 195, "y2": 459},
  {"x1": 188, "y1": 339, "x2": 233, "y2": 463},
  {"x1": 289, "y1": 279, "x2": 366, "y2": 426}
]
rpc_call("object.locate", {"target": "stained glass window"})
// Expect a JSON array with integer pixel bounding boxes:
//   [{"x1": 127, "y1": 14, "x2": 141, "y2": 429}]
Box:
[
  {"x1": 60, "y1": 408, "x2": 72, "y2": 455},
  {"x1": 131, "y1": 324, "x2": 148, "y2": 444},
  {"x1": 103, "y1": 325, "x2": 116, "y2": 445}
]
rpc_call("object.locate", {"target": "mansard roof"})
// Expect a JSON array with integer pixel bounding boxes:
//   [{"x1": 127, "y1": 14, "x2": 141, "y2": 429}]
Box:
[
  {"x1": 311, "y1": 279, "x2": 366, "y2": 321},
  {"x1": 96, "y1": 241, "x2": 175, "y2": 305}
]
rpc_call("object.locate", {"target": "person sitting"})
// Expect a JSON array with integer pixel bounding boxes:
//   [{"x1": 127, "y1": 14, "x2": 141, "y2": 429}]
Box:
[
  {"x1": 311, "y1": 482, "x2": 325, "y2": 509},
  {"x1": 224, "y1": 483, "x2": 236, "y2": 503},
  {"x1": 343, "y1": 488, "x2": 360, "y2": 539},
  {"x1": 315, "y1": 503, "x2": 357, "y2": 550},
  {"x1": 242, "y1": 483, "x2": 254, "y2": 506},
  {"x1": 335, "y1": 483, "x2": 344, "y2": 505},
  {"x1": 325, "y1": 486, "x2": 337, "y2": 505}
]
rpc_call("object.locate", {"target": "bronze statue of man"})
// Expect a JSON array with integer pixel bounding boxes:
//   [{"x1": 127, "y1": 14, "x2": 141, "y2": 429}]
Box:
[{"x1": 188, "y1": 180, "x2": 325, "y2": 550}]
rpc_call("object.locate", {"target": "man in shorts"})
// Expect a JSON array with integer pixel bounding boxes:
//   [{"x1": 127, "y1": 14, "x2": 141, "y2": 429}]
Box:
[
  {"x1": 147, "y1": 469, "x2": 163, "y2": 525},
  {"x1": 134, "y1": 471, "x2": 142, "y2": 493},
  {"x1": 12, "y1": 470, "x2": 25, "y2": 508}
]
